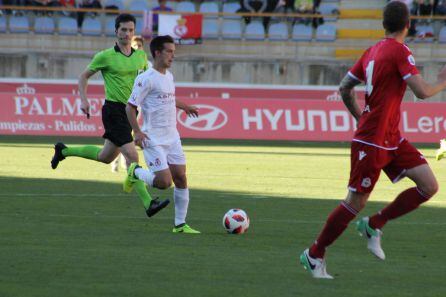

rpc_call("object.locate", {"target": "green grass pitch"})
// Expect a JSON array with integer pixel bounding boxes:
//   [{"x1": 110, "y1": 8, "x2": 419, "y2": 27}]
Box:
[{"x1": 0, "y1": 136, "x2": 445, "y2": 297}]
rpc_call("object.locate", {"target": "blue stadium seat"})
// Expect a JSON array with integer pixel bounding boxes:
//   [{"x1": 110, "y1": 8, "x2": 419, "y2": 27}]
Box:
[
  {"x1": 244, "y1": 21, "x2": 265, "y2": 40},
  {"x1": 415, "y1": 25, "x2": 434, "y2": 43},
  {"x1": 105, "y1": 17, "x2": 115, "y2": 37},
  {"x1": 135, "y1": 17, "x2": 145, "y2": 35},
  {"x1": 0, "y1": 16, "x2": 6, "y2": 33},
  {"x1": 128, "y1": 0, "x2": 149, "y2": 12},
  {"x1": 221, "y1": 20, "x2": 242, "y2": 40},
  {"x1": 176, "y1": 1, "x2": 196, "y2": 13},
  {"x1": 104, "y1": 0, "x2": 124, "y2": 10},
  {"x1": 268, "y1": 22, "x2": 288, "y2": 41},
  {"x1": 34, "y1": 17, "x2": 55, "y2": 34},
  {"x1": 166, "y1": 1, "x2": 177, "y2": 10},
  {"x1": 439, "y1": 26, "x2": 446, "y2": 43},
  {"x1": 199, "y1": 2, "x2": 219, "y2": 19},
  {"x1": 315, "y1": 24, "x2": 336, "y2": 41},
  {"x1": 81, "y1": 17, "x2": 102, "y2": 36},
  {"x1": 202, "y1": 19, "x2": 219, "y2": 39},
  {"x1": 292, "y1": 24, "x2": 312, "y2": 41},
  {"x1": 222, "y1": 2, "x2": 241, "y2": 19},
  {"x1": 58, "y1": 17, "x2": 78, "y2": 36},
  {"x1": 318, "y1": 3, "x2": 339, "y2": 22},
  {"x1": 9, "y1": 16, "x2": 29, "y2": 33}
]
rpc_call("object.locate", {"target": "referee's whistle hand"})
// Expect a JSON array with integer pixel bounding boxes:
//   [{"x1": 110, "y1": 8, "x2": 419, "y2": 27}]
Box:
[{"x1": 80, "y1": 101, "x2": 90, "y2": 118}]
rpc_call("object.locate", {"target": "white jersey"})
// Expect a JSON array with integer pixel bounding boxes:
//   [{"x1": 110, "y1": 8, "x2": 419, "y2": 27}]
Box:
[{"x1": 128, "y1": 68, "x2": 180, "y2": 146}]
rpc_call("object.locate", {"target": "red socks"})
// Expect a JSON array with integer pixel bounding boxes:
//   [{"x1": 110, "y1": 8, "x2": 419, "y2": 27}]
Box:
[
  {"x1": 369, "y1": 187, "x2": 431, "y2": 230},
  {"x1": 309, "y1": 202, "x2": 358, "y2": 259}
]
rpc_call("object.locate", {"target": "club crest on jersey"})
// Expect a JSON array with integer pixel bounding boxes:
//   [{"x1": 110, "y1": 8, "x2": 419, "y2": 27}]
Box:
[
  {"x1": 408, "y1": 55, "x2": 416, "y2": 66},
  {"x1": 359, "y1": 151, "x2": 367, "y2": 161},
  {"x1": 361, "y1": 177, "x2": 372, "y2": 188}
]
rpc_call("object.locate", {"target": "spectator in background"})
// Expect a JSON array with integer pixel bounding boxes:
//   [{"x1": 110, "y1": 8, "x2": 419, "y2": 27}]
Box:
[
  {"x1": 414, "y1": 0, "x2": 434, "y2": 16},
  {"x1": 3, "y1": 0, "x2": 27, "y2": 16},
  {"x1": 77, "y1": 0, "x2": 102, "y2": 28},
  {"x1": 59, "y1": 0, "x2": 76, "y2": 17},
  {"x1": 239, "y1": 0, "x2": 280, "y2": 29},
  {"x1": 152, "y1": 0, "x2": 173, "y2": 32},
  {"x1": 293, "y1": 0, "x2": 323, "y2": 27},
  {"x1": 29, "y1": 0, "x2": 61, "y2": 16},
  {"x1": 435, "y1": 0, "x2": 446, "y2": 15}
]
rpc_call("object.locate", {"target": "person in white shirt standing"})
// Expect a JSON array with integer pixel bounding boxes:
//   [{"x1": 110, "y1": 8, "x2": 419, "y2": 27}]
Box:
[{"x1": 124, "y1": 35, "x2": 200, "y2": 234}]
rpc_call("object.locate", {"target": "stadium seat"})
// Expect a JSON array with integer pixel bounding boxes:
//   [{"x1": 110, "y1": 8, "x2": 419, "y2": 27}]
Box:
[
  {"x1": 105, "y1": 17, "x2": 115, "y2": 37},
  {"x1": 199, "y1": 2, "x2": 219, "y2": 19},
  {"x1": 166, "y1": 1, "x2": 177, "y2": 10},
  {"x1": 128, "y1": 0, "x2": 149, "y2": 12},
  {"x1": 439, "y1": 26, "x2": 446, "y2": 43},
  {"x1": 135, "y1": 16, "x2": 144, "y2": 35},
  {"x1": 292, "y1": 24, "x2": 312, "y2": 41},
  {"x1": 315, "y1": 24, "x2": 336, "y2": 41},
  {"x1": 202, "y1": 19, "x2": 219, "y2": 39},
  {"x1": 244, "y1": 21, "x2": 265, "y2": 40},
  {"x1": 9, "y1": 16, "x2": 30, "y2": 34},
  {"x1": 222, "y1": 2, "x2": 241, "y2": 19},
  {"x1": 81, "y1": 18, "x2": 102, "y2": 36},
  {"x1": 58, "y1": 17, "x2": 78, "y2": 36},
  {"x1": 104, "y1": 0, "x2": 124, "y2": 10},
  {"x1": 0, "y1": 16, "x2": 6, "y2": 33},
  {"x1": 415, "y1": 25, "x2": 434, "y2": 43},
  {"x1": 176, "y1": 1, "x2": 196, "y2": 13},
  {"x1": 318, "y1": 3, "x2": 339, "y2": 22},
  {"x1": 268, "y1": 22, "x2": 288, "y2": 41},
  {"x1": 34, "y1": 17, "x2": 55, "y2": 35},
  {"x1": 221, "y1": 20, "x2": 242, "y2": 40}
]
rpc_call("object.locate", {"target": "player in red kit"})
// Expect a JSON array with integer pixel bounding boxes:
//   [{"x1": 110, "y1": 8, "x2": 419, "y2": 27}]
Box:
[{"x1": 300, "y1": 1, "x2": 446, "y2": 279}]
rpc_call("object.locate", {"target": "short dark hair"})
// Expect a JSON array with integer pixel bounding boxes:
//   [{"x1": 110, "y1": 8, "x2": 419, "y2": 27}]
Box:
[
  {"x1": 149, "y1": 35, "x2": 175, "y2": 58},
  {"x1": 383, "y1": 1, "x2": 409, "y2": 33},
  {"x1": 115, "y1": 13, "x2": 136, "y2": 31}
]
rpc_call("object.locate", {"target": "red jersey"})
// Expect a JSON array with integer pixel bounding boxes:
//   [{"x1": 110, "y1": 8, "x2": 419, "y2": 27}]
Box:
[{"x1": 348, "y1": 38, "x2": 419, "y2": 149}]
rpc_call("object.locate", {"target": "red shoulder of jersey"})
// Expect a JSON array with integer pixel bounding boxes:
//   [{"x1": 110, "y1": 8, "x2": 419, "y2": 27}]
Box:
[{"x1": 395, "y1": 43, "x2": 419, "y2": 80}]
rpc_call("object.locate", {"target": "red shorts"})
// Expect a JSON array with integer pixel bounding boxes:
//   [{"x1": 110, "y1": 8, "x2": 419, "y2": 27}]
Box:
[{"x1": 348, "y1": 139, "x2": 427, "y2": 193}]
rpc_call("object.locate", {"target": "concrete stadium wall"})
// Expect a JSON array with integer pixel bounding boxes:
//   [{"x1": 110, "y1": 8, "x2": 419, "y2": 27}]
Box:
[{"x1": 0, "y1": 35, "x2": 445, "y2": 101}]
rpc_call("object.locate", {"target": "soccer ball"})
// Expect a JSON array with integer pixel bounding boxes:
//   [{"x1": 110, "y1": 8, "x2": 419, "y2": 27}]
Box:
[{"x1": 222, "y1": 209, "x2": 250, "y2": 234}]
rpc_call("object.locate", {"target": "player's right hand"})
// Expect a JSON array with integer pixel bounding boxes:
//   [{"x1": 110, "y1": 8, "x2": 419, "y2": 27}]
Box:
[
  {"x1": 134, "y1": 131, "x2": 149, "y2": 148},
  {"x1": 80, "y1": 100, "x2": 90, "y2": 119}
]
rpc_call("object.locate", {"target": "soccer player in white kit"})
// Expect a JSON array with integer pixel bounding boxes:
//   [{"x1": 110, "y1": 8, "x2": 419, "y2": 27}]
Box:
[{"x1": 124, "y1": 35, "x2": 200, "y2": 233}]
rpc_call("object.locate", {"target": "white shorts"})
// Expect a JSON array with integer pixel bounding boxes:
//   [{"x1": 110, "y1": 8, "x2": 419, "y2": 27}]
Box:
[{"x1": 142, "y1": 139, "x2": 186, "y2": 172}]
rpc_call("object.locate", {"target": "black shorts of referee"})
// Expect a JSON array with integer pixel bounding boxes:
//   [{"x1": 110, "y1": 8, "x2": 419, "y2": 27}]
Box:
[{"x1": 101, "y1": 100, "x2": 133, "y2": 147}]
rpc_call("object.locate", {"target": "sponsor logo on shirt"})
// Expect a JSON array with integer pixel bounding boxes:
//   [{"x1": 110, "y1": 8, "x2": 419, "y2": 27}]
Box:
[{"x1": 178, "y1": 104, "x2": 228, "y2": 131}]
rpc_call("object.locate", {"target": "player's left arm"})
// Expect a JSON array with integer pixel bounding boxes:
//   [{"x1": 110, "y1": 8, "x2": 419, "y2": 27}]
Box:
[
  {"x1": 176, "y1": 100, "x2": 199, "y2": 117},
  {"x1": 339, "y1": 74, "x2": 362, "y2": 121},
  {"x1": 406, "y1": 66, "x2": 446, "y2": 99}
]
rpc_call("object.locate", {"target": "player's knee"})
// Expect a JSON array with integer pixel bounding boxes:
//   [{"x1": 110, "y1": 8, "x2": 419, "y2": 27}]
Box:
[
  {"x1": 173, "y1": 175, "x2": 187, "y2": 188},
  {"x1": 156, "y1": 178, "x2": 172, "y2": 189},
  {"x1": 419, "y1": 180, "x2": 439, "y2": 198},
  {"x1": 98, "y1": 156, "x2": 115, "y2": 164}
]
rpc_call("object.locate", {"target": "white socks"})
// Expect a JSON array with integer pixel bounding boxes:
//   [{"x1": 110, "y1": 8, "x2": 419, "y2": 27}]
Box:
[
  {"x1": 174, "y1": 187, "x2": 189, "y2": 226},
  {"x1": 134, "y1": 167, "x2": 155, "y2": 187}
]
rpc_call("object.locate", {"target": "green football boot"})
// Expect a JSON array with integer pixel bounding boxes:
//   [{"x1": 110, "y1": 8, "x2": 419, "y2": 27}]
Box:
[
  {"x1": 123, "y1": 162, "x2": 139, "y2": 193},
  {"x1": 172, "y1": 223, "x2": 200, "y2": 234}
]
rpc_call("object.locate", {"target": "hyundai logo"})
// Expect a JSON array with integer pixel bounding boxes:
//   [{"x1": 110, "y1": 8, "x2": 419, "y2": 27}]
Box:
[{"x1": 177, "y1": 104, "x2": 228, "y2": 131}]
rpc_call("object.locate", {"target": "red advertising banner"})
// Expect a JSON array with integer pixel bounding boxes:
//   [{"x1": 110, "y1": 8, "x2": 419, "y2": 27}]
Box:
[{"x1": 0, "y1": 80, "x2": 444, "y2": 143}]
